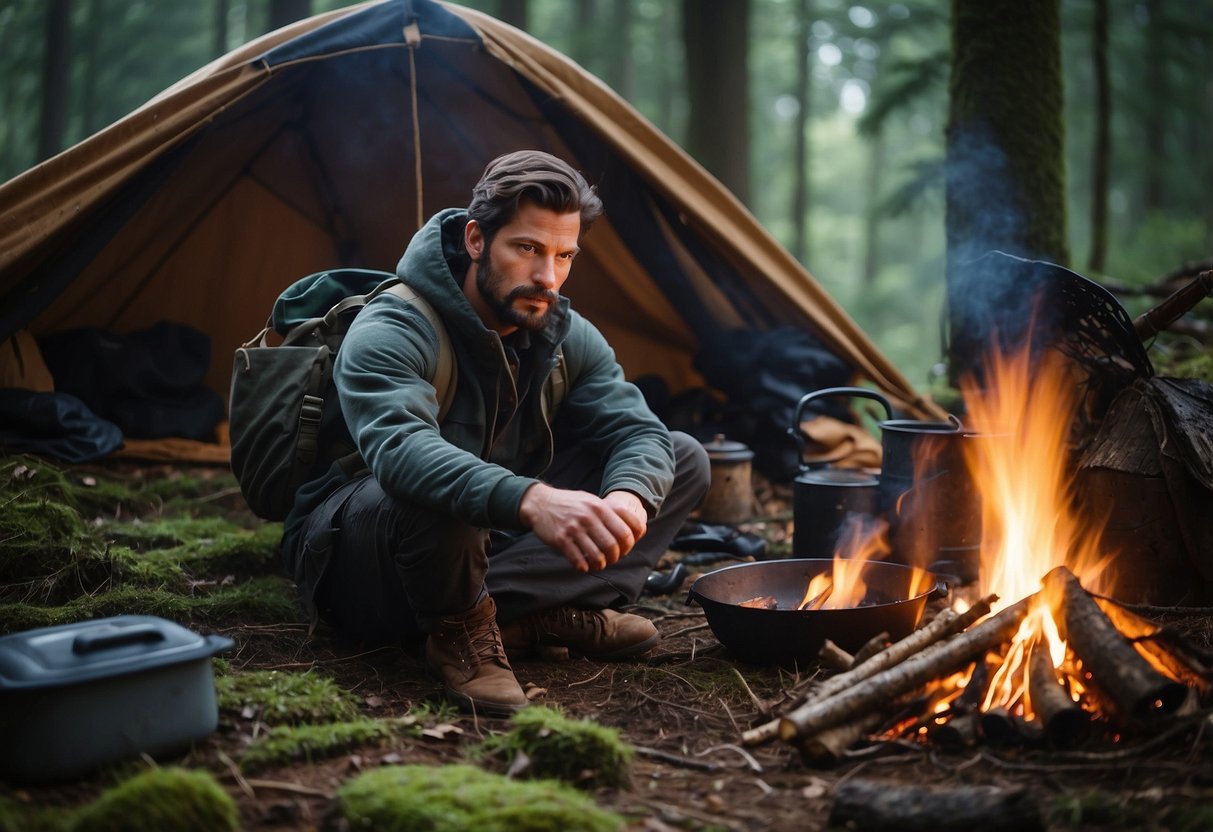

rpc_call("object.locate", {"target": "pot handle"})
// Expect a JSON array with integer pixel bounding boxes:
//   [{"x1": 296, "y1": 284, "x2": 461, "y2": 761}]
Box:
[
  {"x1": 72, "y1": 623, "x2": 165, "y2": 654},
  {"x1": 789, "y1": 386, "x2": 894, "y2": 459}
]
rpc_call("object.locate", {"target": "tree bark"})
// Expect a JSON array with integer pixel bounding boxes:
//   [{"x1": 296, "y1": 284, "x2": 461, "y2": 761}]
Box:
[
  {"x1": 778, "y1": 596, "x2": 1017, "y2": 742},
  {"x1": 214, "y1": 0, "x2": 231, "y2": 59},
  {"x1": 682, "y1": 0, "x2": 750, "y2": 206},
  {"x1": 38, "y1": 0, "x2": 71, "y2": 163},
  {"x1": 1087, "y1": 0, "x2": 1110, "y2": 273},
  {"x1": 1142, "y1": 0, "x2": 1167, "y2": 214},
  {"x1": 743, "y1": 597, "x2": 996, "y2": 746},
  {"x1": 790, "y1": 0, "x2": 812, "y2": 263},
  {"x1": 945, "y1": 0, "x2": 1069, "y2": 379},
  {"x1": 499, "y1": 0, "x2": 530, "y2": 31},
  {"x1": 1027, "y1": 638, "x2": 1091, "y2": 747},
  {"x1": 603, "y1": 0, "x2": 634, "y2": 101},
  {"x1": 268, "y1": 0, "x2": 311, "y2": 32},
  {"x1": 829, "y1": 780, "x2": 1046, "y2": 832},
  {"x1": 1043, "y1": 567, "x2": 1187, "y2": 722}
]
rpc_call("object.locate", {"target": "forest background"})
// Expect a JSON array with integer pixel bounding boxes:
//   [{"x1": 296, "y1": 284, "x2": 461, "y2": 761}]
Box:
[{"x1": 1, "y1": 0, "x2": 1210, "y2": 389}]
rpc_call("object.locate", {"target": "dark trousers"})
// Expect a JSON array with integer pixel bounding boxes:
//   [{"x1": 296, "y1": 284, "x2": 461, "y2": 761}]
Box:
[{"x1": 294, "y1": 431, "x2": 709, "y2": 643}]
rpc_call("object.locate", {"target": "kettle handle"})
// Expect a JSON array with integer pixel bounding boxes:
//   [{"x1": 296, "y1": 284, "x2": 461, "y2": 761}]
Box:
[{"x1": 791, "y1": 386, "x2": 894, "y2": 448}]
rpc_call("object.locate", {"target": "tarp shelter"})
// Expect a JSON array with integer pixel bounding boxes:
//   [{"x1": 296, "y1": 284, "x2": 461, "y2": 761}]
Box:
[{"x1": 0, "y1": 0, "x2": 939, "y2": 462}]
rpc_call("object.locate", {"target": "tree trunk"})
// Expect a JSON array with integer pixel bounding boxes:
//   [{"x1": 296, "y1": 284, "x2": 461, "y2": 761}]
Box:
[
  {"x1": 499, "y1": 0, "x2": 530, "y2": 31},
  {"x1": 1142, "y1": 0, "x2": 1167, "y2": 214},
  {"x1": 790, "y1": 0, "x2": 812, "y2": 264},
  {"x1": 80, "y1": 0, "x2": 100, "y2": 136},
  {"x1": 944, "y1": 0, "x2": 1068, "y2": 379},
  {"x1": 604, "y1": 0, "x2": 634, "y2": 101},
  {"x1": 861, "y1": 130, "x2": 887, "y2": 285},
  {"x1": 682, "y1": 0, "x2": 750, "y2": 206},
  {"x1": 38, "y1": 0, "x2": 72, "y2": 163},
  {"x1": 214, "y1": 0, "x2": 231, "y2": 59},
  {"x1": 267, "y1": 0, "x2": 310, "y2": 33},
  {"x1": 1087, "y1": 0, "x2": 1110, "y2": 273}
]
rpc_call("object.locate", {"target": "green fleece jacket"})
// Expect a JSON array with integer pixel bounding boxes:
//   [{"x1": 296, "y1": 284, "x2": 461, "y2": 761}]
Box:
[{"x1": 283, "y1": 208, "x2": 675, "y2": 565}]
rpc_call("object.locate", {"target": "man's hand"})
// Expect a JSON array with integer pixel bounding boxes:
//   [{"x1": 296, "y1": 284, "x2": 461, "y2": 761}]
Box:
[{"x1": 519, "y1": 483, "x2": 648, "y2": 573}]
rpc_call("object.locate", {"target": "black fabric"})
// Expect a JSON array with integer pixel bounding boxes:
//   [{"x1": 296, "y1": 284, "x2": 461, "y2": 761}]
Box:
[
  {"x1": 689, "y1": 327, "x2": 853, "y2": 481},
  {"x1": 0, "y1": 389, "x2": 123, "y2": 463},
  {"x1": 38, "y1": 321, "x2": 223, "y2": 441}
]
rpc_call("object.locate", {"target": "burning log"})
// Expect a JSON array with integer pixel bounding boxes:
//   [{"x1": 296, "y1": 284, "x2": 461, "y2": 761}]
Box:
[
  {"x1": 979, "y1": 707, "x2": 1043, "y2": 746},
  {"x1": 1043, "y1": 567, "x2": 1188, "y2": 722},
  {"x1": 1027, "y1": 639, "x2": 1091, "y2": 747},
  {"x1": 1094, "y1": 597, "x2": 1213, "y2": 697},
  {"x1": 779, "y1": 596, "x2": 1030, "y2": 742},
  {"x1": 929, "y1": 709, "x2": 979, "y2": 748},
  {"x1": 741, "y1": 595, "x2": 996, "y2": 746},
  {"x1": 828, "y1": 780, "x2": 1045, "y2": 832}
]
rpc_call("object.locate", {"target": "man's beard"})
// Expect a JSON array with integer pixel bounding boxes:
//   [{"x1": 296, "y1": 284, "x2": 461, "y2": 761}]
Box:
[{"x1": 475, "y1": 248, "x2": 559, "y2": 331}]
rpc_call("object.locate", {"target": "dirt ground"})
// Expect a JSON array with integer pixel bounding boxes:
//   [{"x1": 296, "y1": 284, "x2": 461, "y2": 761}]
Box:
[{"x1": 5, "y1": 465, "x2": 1213, "y2": 831}]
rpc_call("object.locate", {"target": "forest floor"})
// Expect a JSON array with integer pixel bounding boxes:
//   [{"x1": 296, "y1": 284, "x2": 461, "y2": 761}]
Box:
[{"x1": 2, "y1": 457, "x2": 1213, "y2": 831}]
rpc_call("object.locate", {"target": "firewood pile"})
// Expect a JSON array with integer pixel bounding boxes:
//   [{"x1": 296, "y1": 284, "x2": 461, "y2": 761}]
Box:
[{"x1": 741, "y1": 566, "x2": 1213, "y2": 765}]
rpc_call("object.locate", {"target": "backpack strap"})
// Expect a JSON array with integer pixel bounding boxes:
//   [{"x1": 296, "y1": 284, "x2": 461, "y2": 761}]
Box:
[{"x1": 380, "y1": 280, "x2": 457, "y2": 421}]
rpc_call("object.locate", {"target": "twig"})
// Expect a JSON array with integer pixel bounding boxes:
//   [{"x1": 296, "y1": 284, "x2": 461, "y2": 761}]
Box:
[
  {"x1": 634, "y1": 745, "x2": 722, "y2": 772},
  {"x1": 664, "y1": 622, "x2": 713, "y2": 639},
  {"x1": 731, "y1": 667, "x2": 767, "y2": 715},
  {"x1": 696, "y1": 743, "x2": 764, "y2": 773},
  {"x1": 568, "y1": 666, "x2": 609, "y2": 687},
  {"x1": 217, "y1": 751, "x2": 255, "y2": 800},
  {"x1": 243, "y1": 778, "x2": 334, "y2": 798},
  {"x1": 635, "y1": 689, "x2": 723, "y2": 718}
]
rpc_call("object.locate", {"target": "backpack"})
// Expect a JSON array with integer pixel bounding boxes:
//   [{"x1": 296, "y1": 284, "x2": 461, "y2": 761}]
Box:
[
  {"x1": 229, "y1": 269, "x2": 451, "y2": 520},
  {"x1": 229, "y1": 268, "x2": 566, "y2": 521}
]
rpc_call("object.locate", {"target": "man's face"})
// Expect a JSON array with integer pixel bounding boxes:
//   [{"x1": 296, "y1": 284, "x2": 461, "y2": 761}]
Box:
[{"x1": 464, "y1": 201, "x2": 582, "y2": 334}]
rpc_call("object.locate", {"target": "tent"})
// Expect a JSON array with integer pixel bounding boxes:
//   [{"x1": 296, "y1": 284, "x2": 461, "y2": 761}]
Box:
[{"x1": 0, "y1": 0, "x2": 940, "y2": 462}]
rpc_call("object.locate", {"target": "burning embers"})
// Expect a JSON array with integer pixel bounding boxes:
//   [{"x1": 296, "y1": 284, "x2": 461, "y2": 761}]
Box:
[{"x1": 745, "y1": 340, "x2": 1212, "y2": 759}]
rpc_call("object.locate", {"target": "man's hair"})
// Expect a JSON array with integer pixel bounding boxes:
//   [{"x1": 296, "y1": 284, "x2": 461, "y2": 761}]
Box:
[{"x1": 467, "y1": 150, "x2": 603, "y2": 246}]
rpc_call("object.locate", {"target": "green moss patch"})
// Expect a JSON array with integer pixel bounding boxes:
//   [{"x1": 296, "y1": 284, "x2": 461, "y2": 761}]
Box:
[
  {"x1": 67, "y1": 767, "x2": 237, "y2": 832},
  {"x1": 0, "y1": 575, "x2": 300, "y2": 633},
  {"x1": 216, "y1": 669, "x2": 360, "y2": 725},
  {"x1": 479, "y1": 705, "x2": 632, "y2": 789},
  {"x1": 338, "y1": 764, "x2": 625, "y2": 832},
  {"x1": 0, "y1": 794, "x2": 72, "y2": 832},
  {"x1": 238, "y1": 717, "x2": 416, "y2": 774},
  {"x1": 0, "y1": 499, "x2": 107, "y2": 592}
]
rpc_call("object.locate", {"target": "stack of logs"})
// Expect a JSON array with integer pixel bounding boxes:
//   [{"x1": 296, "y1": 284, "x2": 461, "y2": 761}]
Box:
[{"x1": 742, "y1": 566, "x2": 1213, "y2": 764}]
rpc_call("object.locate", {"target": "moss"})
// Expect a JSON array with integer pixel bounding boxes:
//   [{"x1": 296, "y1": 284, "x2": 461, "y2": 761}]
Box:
[
  {"x1": 0, "y1": 575, "x2": 301, "y2": 634},
  {"x1": 215, "y1": 669, "x2": 361, "y2": 725},
  {"x1": 99, "y1": 516, "x2": 244, "y2": 551},
  {"x1": 1163, "y1": 801, "x2": 1213, "y2": 832},
  {"x1": 238, "y1": 717, "x2": 415, "y2": 774},
  {"x1": 479, "y1": 705, "x2": 632, "y2": 790},
  {"x1": 66, "y1": 767, "x2": 237, "y2": 832},
  {"x1": 338, "y1": 764, "x2": 625, "y2": 832},
  {"x1": 109, "y1": 524, "x2": 282, "y2": 588},
  {"x1": 0, "y1": 794, "x2": 72, "y2": 832},
  {"x1": 0, "y1": 499, "x2": 112, "y2": 604},
  {"x1": 1049, "y1": 789, "x2": 1143, "y2": 828}
]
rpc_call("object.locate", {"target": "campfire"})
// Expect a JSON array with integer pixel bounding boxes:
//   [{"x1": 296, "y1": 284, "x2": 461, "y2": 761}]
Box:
[{"x1": 743, "y1": 337, "x2": 1213, "y2": 761}]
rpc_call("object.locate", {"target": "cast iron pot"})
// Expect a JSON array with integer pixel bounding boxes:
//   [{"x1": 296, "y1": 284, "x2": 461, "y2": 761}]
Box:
[{"x1": 686, "y1": 559, "x2": 941, "y2": 665}]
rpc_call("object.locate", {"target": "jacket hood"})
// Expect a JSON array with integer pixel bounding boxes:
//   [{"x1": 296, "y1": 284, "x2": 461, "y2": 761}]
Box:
[{"x1": 395, "y1": 208, "x2": 571, "y2": 350}]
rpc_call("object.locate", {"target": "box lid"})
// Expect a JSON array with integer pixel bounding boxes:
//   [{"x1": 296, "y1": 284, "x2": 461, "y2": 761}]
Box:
[{"x1": 0, "y1": 615, "x2": 232, "y2": 691}]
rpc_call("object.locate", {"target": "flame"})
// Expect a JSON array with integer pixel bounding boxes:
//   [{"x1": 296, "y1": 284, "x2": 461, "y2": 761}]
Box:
[
  {"x1": 955, "y1": 341, "x2": 1114, "y2": 717},
  {"x1": 798, "y1": 520, "x2": 891, "y2": 610}
]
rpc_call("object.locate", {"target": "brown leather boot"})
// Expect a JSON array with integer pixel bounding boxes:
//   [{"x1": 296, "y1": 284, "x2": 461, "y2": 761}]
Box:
[
  {"x1": 425, "y1": 596, "x2": 528, "y2": 716},
  {"x1": 500, "y1": 607, "x2": 659, "y2": 660}
]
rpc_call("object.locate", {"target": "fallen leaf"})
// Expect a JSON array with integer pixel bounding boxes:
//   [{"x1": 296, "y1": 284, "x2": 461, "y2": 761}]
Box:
[
  {"x1": 381, "y1": 752, "x2": 403, "y2": 765},
  {"x1": 704, "y1": 793, "x2": 727, "y2": 812},
  {"x1": 421, "y1": 723, "x2": 464, "y2": 741},
  {"x1": 81, "y1": 476, "x2": 97, "y2": 487},
  {"x1": 801, "y1": 777, "x2": 830, "y2": 800},
  {"x1": 524, "y1": 686, "x2": 547, "y2": 700},
  {"x1": 506, "y1": 749, "x2": 531, "y2": 778},
  {"x1": 240, "y1": 706, "x2": 257, "y2": 720},
  {"x1": 364, "y1": 695, "x2": 384, "y2": 708}
]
